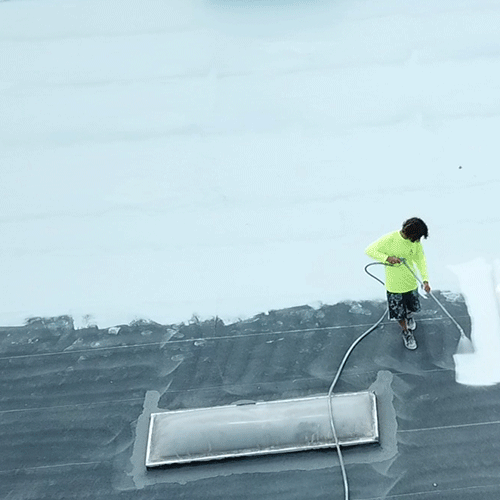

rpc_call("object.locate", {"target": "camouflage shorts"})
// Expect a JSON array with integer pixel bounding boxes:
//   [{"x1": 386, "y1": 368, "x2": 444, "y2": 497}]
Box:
[{"x1": 386, "y1": 288, "x2": 421, "y2": 320}]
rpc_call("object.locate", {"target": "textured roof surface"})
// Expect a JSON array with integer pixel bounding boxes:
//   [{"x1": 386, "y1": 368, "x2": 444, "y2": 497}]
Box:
[{"x1": 2, "y1": 292, "x2": 500, "y2": 499}]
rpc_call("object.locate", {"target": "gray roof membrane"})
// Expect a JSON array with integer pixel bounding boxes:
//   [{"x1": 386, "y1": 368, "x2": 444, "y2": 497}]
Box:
[{"x1": 2, "y1": 292, "x2": 500, "y2": 499}]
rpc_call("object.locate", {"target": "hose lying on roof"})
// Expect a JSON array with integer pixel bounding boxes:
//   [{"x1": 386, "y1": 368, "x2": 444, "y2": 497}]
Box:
[{"x1": 328, "y1": 260, "x2": 472, "y2": 500}]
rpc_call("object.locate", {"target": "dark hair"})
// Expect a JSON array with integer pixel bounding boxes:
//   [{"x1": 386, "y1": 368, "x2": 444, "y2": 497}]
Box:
[{"x1": 402, "y1": 217, "x2": 428, "y2": 242}]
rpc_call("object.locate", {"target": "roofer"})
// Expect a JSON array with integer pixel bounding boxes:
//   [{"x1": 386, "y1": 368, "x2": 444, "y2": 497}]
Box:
[{"x1": 365, "y1": 217, "x2": 431, "y2": 350}]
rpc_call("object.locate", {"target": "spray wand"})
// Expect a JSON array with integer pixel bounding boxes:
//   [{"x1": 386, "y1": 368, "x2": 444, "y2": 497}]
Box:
[{"x1": 398, "y1": 258, "x2": 474, "y2": 354}]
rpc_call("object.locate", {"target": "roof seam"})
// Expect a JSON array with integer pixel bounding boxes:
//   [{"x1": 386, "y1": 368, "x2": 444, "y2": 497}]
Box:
[{"x1": 0, "y1": 316, "x2": 465, "y2": 361}]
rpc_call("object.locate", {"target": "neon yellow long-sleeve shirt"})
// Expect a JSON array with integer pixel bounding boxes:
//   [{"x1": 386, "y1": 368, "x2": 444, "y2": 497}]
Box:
[{"x1": 365, "y1": 231, "x2": 429, "y2": 293}]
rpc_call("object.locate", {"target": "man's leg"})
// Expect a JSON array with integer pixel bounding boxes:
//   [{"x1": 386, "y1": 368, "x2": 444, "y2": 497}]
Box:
[
  {"x1": 387, "y1": 291, "x2": 417, "y2": 349},
  {"x1": 406, "y1": 312, "x2": 416, "y2": 330},
  {"x1": 405, "y1": 289, "x2": 421, "y2": 330}
]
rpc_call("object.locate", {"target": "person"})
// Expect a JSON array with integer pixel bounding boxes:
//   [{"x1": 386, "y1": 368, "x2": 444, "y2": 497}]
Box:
[{"x1": 365, "y1": 217, "x2": 431, "y2": 350}]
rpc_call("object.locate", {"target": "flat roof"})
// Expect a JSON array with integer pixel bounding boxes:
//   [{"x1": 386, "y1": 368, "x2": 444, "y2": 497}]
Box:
[{"x1": 3, "y1": 293, "x2": 500, "y2": 499}]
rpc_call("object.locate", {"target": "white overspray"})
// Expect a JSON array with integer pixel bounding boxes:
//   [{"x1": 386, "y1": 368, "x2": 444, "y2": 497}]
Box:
[
  {"x1": 0, "y1": 0, "x2": 500, "y2": 343},
  {"x1": 449, "y1": 258, "x2": 500, "y2": 386}
]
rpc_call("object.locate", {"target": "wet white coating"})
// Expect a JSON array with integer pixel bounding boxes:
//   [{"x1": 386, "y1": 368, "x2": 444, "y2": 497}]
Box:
[
  {"x1": 2, "y1": 0, "x2": 500, "y2": 394},
  {"x1": 1, "y1": 0, "x2": 500, "y2": 342},
  {"x1": 450, "y1": 258, "x2": 500, "y2": 386},
  {"x1": 146, "y1": 392, "x2": 378, "y2": 466}
]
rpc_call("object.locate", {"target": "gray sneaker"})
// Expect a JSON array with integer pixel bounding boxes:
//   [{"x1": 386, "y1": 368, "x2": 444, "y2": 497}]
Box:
[
  {"x1": 406, "y1": 317, "x2": 416, "y2": 330},
  {"x1": 402, "y1": 329, "x2": 417, "y2": 350}
]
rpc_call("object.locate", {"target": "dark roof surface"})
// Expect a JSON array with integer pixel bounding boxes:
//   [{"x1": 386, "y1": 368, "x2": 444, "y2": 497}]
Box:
[{"x1": 2, "y1": 292, "x2": 500, "y2": 499}]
